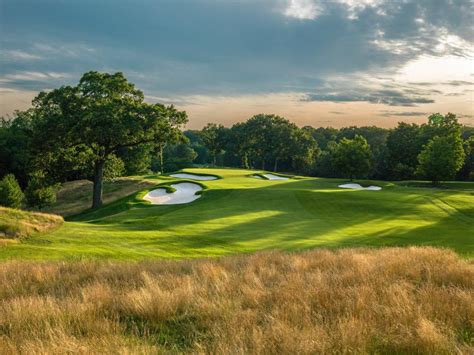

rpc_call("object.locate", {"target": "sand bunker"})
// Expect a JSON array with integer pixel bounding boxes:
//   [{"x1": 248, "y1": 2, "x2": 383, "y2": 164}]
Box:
[
  {"x1": 263, "y1": 173, "x2": 289, "y2": 180},
  {"x1": 339, "y1": 183, "x2": 382, "y2": 191},
  {"x1": 144, "y1": 183, "x2": 202, "y2": 205},
  {"x1": 170, "y1": 173, "x2": 217, "y2": 181}
]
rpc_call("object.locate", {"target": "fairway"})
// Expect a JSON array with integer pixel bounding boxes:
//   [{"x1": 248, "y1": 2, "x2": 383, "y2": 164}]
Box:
[{"x1": 1, "y1": 168, "x2": 473, "y2": 260}]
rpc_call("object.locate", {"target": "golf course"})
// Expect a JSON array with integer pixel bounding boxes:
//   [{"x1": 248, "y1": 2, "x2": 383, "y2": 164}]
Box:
[{"x1": 2, "y1": 168, "x2": 473, "y2": 260}]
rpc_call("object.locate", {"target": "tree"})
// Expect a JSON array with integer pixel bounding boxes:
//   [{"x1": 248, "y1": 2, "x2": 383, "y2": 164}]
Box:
[
  {"x1": 314, "y1": 140, "x2": 339, "y2": 177},
  {"x1": 153, "y1": 143, "x2": 197, "y2": 173},
  {"x1": 333, "y1": 135, "x2": 372, "y2": 181},
  {"x1": 200, "y1": 123, "x2": 227, "y2": 165},
  {"x1": 30, "y1": 71, "x2": 187, "y2": 208},
  {"x1": 0, "y1": 111, "x2": 35, "y2": 186},
  {"x1": 385, "y1": 122, "x2": 423, "y2": 180},
  {"x1": 457, "y1": 136, "x2": 474, "y2": 181},
  {"x1": 290, "y1": 128, "x2": 318, "y2": 174},
  {"x1": 0, "y1": 174, "x2": 24, "y2": 208},
  {"x1": 25, "y1": 172, "x2": 57, "y2": 209},
  {"x1": 227, "y1": 122, "x2": 253, "y2": 169},
  {"x1": 416, "y1": 135, "x2": 465, "y2": 185}
]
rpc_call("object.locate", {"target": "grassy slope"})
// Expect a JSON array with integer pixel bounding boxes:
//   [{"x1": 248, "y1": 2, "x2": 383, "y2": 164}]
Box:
[
  {"x1": 0, "y1": 207, "x2": 63, "y2": 246},
  {"x1": 42, "y1": 177, "x2": 156, "y2": 217},
  {"x1": 1, "y1": 168, "x2": 473, "y2": 260},
  {"x1": 0, "y1": 248, "x2": 472, "y2": 353}
]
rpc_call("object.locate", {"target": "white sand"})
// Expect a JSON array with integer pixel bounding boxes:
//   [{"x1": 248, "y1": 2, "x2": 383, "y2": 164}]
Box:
[
  {"x1": 339, "y1": 183, "x2": 382, "y2": 191},
  {"x1": 263, "y1": 173, "x2": 289, "y2": 180},
  {"x1": 252, "y1": 175, "x2": 263, "y2": 179},
  {"x1": 143, "y1": 183, "x2": 202, "y2": 205},
  {"x1": 170, "y1": 173, "x2": 217, "y2": 181}
]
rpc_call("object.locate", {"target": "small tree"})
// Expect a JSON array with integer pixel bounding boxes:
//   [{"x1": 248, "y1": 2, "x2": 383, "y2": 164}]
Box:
[
  {"x1": 333, "y1": 135, "x2": 372, "y2": 181},
  {"x1": 25, "y1": 172, "x2": 56, "y2": 209},
  {"x1": 416, "y1": 135, "x2": 465, "y2": 185},
  {"x1": 0, "y1": 174, "x2": 24, "y2": 208}
]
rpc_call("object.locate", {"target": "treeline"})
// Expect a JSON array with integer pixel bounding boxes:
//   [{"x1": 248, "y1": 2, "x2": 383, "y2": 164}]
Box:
[
  {"x1": 177, "y1": 113, "x2": 473, "y2": 183},
  {"x1": 0, "y1": 71, "x2": 473, "y2": 210}
]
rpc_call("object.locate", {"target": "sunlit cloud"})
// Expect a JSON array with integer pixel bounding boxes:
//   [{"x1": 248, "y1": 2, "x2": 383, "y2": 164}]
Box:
[{"x1": 283, "y1": 0, "x2": 324, "y2": 20}]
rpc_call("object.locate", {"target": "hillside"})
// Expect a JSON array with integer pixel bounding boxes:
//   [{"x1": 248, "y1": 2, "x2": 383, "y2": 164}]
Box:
[
  {"x1": 0, "y1": 207, "x2": 63, "y2": 246},
  {"x1": 1, "y1": 168, "x2": 473, "y2": 260},
  {"x1": 0, "y1": 247, "x2": 472, "y2": 353},
  {"x1": 43, "y1": 178, "x2": 156, "y2": 217}
]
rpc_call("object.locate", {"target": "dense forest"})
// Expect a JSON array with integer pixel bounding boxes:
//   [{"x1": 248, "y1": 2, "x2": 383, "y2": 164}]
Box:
[{"x1": 0, "y1": 71, "x2": 473, "y2": 210}]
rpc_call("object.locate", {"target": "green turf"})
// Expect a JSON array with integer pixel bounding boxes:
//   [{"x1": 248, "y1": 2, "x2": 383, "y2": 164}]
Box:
[{"x1": 1, "y1": 168, "x2": 473, "y2": 260}]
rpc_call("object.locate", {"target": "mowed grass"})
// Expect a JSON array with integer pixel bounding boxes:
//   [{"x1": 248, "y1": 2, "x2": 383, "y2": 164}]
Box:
[
  {"x1": 0, "y1": 248, "x2": 473, "y2": 353},
  {"x1": 1, "y1": 168, "x2": 473, "y2": 260}
]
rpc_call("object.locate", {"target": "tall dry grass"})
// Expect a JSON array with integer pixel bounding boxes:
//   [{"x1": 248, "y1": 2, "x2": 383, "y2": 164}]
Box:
[
  {"x1": 0, "y1": 207, "x2": 63, "y2": 245},
  {"x1": 0, "y1": 247, "x2": 472, "y2": 354}
]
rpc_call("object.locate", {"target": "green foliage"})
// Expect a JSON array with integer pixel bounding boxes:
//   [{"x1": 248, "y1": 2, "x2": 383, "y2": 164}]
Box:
[
  {"x1": 28, "y1": 71, "x2": 188, "y2": 208},
  {"x1": 417, "y1": 134, "x2": 466, "y2": 184},
  {"x1": 25, "y1": 172, "x2": 57, "y2": 209},
  {"x1": 118, "y1": 145, "x2": 153, "y2": 176},
  {"x1": 386, "y1": 122, "x2": 423, "y2": 180},
  {"x1": 0, "y1": 174, "x2": 24, "y2": 208},
  {"x1": 333, "y1": 135, "x2": 372, "y2": 180},
  {"x1": 104, "y1": 154, "x2": 126, "y2": 181},
  {"x1": 200, "y1": 123, "x2": 228, "y2": 165},
  {"x1": 314, "y1": 141, "x2": 339, "y2": 177},
  {"x1": 152, "y1": 143, "x2": 197, "y2": 173},
  {"x1": 0, "y1": 111, "x2": 35, "y2": 186}
]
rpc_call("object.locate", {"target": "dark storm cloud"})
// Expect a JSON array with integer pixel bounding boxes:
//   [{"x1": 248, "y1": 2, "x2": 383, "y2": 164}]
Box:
[{"x1": 0, "y1": 0, "x2": 472, "y2": 98}]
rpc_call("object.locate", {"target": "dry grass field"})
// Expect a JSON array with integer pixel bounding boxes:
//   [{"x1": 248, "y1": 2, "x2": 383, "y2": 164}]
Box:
[
  {"x1": 0, "y1": 207, "x2": 63, "y2": 246},
  {"x1": 0, "y1": 247, "x2": 472, "y2": 354}
]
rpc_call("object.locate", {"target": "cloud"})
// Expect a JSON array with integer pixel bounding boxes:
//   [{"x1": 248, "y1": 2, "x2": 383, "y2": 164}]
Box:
[
  {"x1": 0, "y1": 71, "x2": 73, "y2": 91},
  {"x1": 378, "y1": 110, "x2": 428, "y2": 117},
  {"x1": 1, "y1": 50, "x2": 42, "y2": 61},
  {"x1": 283, "y1": 0, "x2": 324, "y2": 20},
  {"x1": 444, "y1": 80, "x2": 474, "y2": 86},
  {"x1": 0, "y1": 0, "x2": 472, "y2": 121},
  {"x1": 304, "y1": 90, "x2": 434, "y2": 106}
]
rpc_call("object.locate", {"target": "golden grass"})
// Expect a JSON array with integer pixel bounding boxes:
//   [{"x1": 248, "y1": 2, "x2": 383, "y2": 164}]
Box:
[
  {"x1": 0, "y1": 207, "x2": 63, "y2": 243},
  {"x1": 0, "y1": 247, "x2": 472, "y2": 354},
  {"x1": 42, "y1": 178, "x2": 155, "y2": 216}
]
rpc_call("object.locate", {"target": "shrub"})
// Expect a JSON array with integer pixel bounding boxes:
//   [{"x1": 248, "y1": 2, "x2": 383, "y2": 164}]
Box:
[
  {"x1": 25, "y1": 172, "x2": 57, "y2": 209},
  {"x1": 0, "y1": 174, "x2": 24, "y2": 208}
]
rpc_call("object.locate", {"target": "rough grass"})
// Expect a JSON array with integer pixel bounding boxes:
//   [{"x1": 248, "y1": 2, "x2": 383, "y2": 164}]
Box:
[
  {"x1": 0, "y1": 207, "x2": 63, "y2": 246},
  {"x1": 42, "y1": 178, "x2": 155, "y2": 217},
  {"x1": 0, "y1": 247, "x2": 472, "y2": 354}
]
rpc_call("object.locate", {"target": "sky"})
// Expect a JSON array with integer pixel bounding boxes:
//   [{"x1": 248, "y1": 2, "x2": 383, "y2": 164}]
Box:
[{"x1": 0, "y1": 0, "x2": 473, "y2": 129}]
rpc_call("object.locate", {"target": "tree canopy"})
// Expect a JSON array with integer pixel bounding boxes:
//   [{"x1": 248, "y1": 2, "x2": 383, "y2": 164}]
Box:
[
  {"x1": 333, "y1": 135, "x2": 372, "y2": 181},
  {"x1": 29, "y1": 71, "x2": 187, "y2": 208}
]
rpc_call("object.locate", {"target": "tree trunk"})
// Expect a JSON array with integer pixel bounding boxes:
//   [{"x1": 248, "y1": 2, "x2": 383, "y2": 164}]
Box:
[
  {"x1": 159, "y1": 144, "x2": 164, "y2": 175},
  {"x1": 261, "y1": 158, "x2": 265, "y2": 170},
  {"x1": 242, "y1": 154, "x2": 249, "y2": 169},
  {"x1": 274, "y1": 158, "x2": 278, "y2": 172},
  {"x1": 213, "y1": 153, "x2": 216, "y2": 166},
  {"x1": 92, "y1": 160, "x2": 105, "y2": 209}
]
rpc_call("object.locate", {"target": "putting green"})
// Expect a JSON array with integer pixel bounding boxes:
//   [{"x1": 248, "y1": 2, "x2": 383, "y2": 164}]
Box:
[{"x1": 1, "y1": 168, "x2": 473, "y2": 260}]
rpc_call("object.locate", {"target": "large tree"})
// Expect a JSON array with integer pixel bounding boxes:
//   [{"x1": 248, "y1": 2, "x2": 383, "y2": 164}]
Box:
[
  {"x1": 30, "y1": 71, "x2": 187, "y2": 208},
  {"x1": 416, "y1": 135, "x2": 465, "y2": 185},
  {"x1": 333, "y1": 135, "x2": 372, "y2": 181}
]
